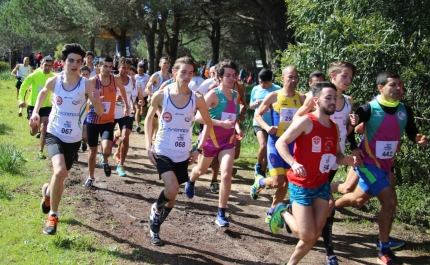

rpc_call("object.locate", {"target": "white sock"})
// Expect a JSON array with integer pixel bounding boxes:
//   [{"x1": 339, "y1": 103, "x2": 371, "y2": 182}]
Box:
[
  {"x1": 49, "y1": 211, "x2": 58, "y2": 216},
  {"x1": 45, "y1": 185, "x2": 50, "y2": 197}
]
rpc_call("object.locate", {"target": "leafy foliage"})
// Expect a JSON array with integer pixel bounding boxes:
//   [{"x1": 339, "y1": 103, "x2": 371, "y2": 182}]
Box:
[{"x1": 0, "y1": 143, "x2": 27, "y2": 175}]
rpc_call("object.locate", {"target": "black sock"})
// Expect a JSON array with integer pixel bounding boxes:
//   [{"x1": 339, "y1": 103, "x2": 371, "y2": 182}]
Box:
[
  {"x1": 218, "y1": 208, "x2": 226, "y2": 217},
  {"x1": 156, "y1": 190, "x2": 169, "y2": 210},
  {"x1": 322, "y1": 216, "x2": 334, "y2": 256},
  {"x1": 160, "y1": 207, "x2": 173, "y2": 224}
]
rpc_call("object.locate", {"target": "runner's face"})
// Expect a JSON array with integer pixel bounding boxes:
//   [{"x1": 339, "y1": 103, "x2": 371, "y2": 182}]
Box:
[
  {"x1": 101, "y1": 62, "x2": 113, "y2": 76},
  {"x1": 24, "y1": 57, "x2": 30, "y2": 66},
  {"x1": 309, "y1": 75, "x2": 325, "y2": 87},
  {"x1": 220, "y1": 67, "x2": 236, "y2": 87},
  {"x1": 138, "y1": 67, "x2": 144, "y2": 75},
  {"x1": 282, "y1": 69, "x2": 299, "y2": 89},
  {"x1": 379, "y1": 77, "x2": 402, "y2": 102},
  {"x1": 129, "y1": 70, "x2": 136, "y2": 80},
  {"x1": 174, "y1": 63, "x2": 194, "y2": 87},
  {"x1": 119, "y1": 63, "x2": 130, "y2": 77},
  {"x1": 159, "y1": 59, "x2": 170, "y2": 71},
  {"x1": 316, "y1": 87, "x2": 337, "y2": 115},
  {"x1": 259, "y1": 79, "x2": 272, "y2": 89},
  {"x1": 331, "y1": 68, "x2": 353, "y2": 91},
  {"x1": 42, "y1": 62, "x2": 53, "y2": 74},
  {"x1": 64, "y1": 53, "x2": 83, "y2": 75},
  {"x1": 85, "y1": 55, "x2": 94, "y2": 66},
  {"x1": 209, "y1": 67, "x2": 216, "y2": 79},
  {"x1": 81, "y1": 70, "x2": 90, "y2": 79}
]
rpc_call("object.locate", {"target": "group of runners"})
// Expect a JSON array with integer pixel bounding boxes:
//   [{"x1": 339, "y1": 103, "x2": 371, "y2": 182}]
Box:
[{"x1": 17, "y1": 42, "x2": 427, "y2": 265}]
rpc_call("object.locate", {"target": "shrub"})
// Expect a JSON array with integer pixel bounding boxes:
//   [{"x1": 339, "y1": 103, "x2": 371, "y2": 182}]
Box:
[
  {"x1": 0, "y1": 61, "x2": 10, "y2": 72},
  {"x1": 0, "y1": 144, "x2": 27, "y2": 175}
]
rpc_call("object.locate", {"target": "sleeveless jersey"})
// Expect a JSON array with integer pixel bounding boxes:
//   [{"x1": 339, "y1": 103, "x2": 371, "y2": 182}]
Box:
[
  {"x1": 205, "y1": 88, "x2": 239, "y2": 148},
  {"x1": 135, "y1": 73, "x2": 150, "y2": 97},
  {"x1": 86, "y1": 75, "x2": 116, "y2": 124},
  {"x1": 271, "y1": 90, "x2": 302, "y2": 137},
  {"x1": 89, "y1": 67, "x2": 97, "y2": 78},
  {"x1": 360, "y1": 98, "x2": 407, "y2": 172},
  {"x1": 114, "y1": 76, "x2": 133, "y2": 119},
  {"x1": 330, "y1": 94, "x2": 351, "y2": 170},
  {"x1": 288, "y1": 113, "x2": 338, "y2": 189},
  {"x1": 18, "y1": 65, "x2": 31, "y2": 79},
  {"x1": 151, "y1": 71, "x2": 171, "y2": 93},
  {"x1": 47, "y1": 73, "x2": 87, "y2": 143},
  {"x1": 153, "y1": 86, "x2": 196, "y2": 162}
]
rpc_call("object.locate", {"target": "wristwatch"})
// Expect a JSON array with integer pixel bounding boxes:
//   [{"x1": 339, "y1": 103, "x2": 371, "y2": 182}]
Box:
[{"x1": 196, "y1": 148, "x2": 203, "y2": 154}]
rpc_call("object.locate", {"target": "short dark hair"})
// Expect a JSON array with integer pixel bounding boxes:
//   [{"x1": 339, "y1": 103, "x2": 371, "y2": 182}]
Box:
[
  {"x1": 85, "y1": 51, "x2": 95, "y2": 58},
  {"x1": 217, "y1": 59, "x2": 237, "y2": 80},
  {"x1": 138, "y1": 63, "x2": 145, "y2": 68},
  {"x1": 309, "y1": 70, "x2": 325, "y2": 82},
  {"x1": 100, "y1": 56, "x2": 113, "y2": 66},
  {"x1": 173, "y1": 56, "x2": 196, "y2": 73},
  {"x1": 118, "y1": 58, "x2": 133, "y2": 67},
  {"x1": 79, "y1": 66, "x2": 90, "y2": 74},
  {"x1": 42, "y1": 56, "x2": 54, "y2": 64},
  {"x1": 312, "y1": 81, "x2": 337, "y2": 98},
  {"x1": 129, "y1": 66, "x2": 137, "y2": 74},
  {"x1": 377, "y1": 71, "x2": 400, "y2": 86},
  {"x1": 61, "y1": 43, "x2": 86, "y2": 62},
  {"x1": 258, "y1": 68, "x2": 273, "y2": 82},
  {"x1": 159, "y1": 56, "x2": 169, "y2": 63}
]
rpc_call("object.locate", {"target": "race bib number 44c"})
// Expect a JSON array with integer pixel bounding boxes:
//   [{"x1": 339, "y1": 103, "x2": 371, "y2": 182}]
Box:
[{"x1": 375, "y1": 141, "x2": 398, "y2": 159}]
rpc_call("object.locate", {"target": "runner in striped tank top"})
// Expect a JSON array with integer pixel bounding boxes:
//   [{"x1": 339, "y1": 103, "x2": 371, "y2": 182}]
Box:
[
  {"x1": 187, "y1": 60, "x2": 243, "y2": 228},
  {"x1": 145, "y1": 56, "x2": 212, "y2": 246},
  {"x1": 29, "y1": 43, "x2": 103, "y2": 235}
]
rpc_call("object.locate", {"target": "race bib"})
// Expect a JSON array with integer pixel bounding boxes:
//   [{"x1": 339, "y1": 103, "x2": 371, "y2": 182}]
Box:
[
  {"x1": 102, "y1": 102, "x2": 111, "y2": 114},
  {"x1": 319, "y1": 153, "x2": 336, "y2": 173},
  {"x1": 169, "y1": 132, "x2": 190, "y2": 151},
  {"x1": 375, "y1": 141, "x2": 398, "y2": 159},
  {"x1": 278, "y1": 108, "x2": 297, "y2": 135},
  {"x1": 221, "y1": 112, "x2": 236, "y2": 128},
  {"x1": 60, "y1": 120, "x2": 79, "y2": 138}
]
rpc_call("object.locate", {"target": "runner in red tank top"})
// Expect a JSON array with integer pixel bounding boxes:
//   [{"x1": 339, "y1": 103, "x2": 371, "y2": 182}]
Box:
[{"x1": 269, "y1": 81, "x2": 360, "y2": 265}]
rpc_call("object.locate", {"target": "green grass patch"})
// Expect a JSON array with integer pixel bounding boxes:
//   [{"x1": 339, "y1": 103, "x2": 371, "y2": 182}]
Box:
[{"x1": 0, "y1": 143, "x2": 27, "y2": 174}]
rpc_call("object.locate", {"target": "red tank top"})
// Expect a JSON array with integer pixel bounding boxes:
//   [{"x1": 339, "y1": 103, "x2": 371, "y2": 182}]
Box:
[{"x1": 287, "y1": 113, "x2": 338, "y2": 189}]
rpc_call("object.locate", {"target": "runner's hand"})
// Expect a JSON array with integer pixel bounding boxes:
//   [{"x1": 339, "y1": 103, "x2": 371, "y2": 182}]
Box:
[
  {"x1": 266, "y1": 126, "x2": 278, "y2": 135},
  {"x1": 92, "y1": 88, "x2": 100, "y2": 100},
  {"x1": 147, "y1": 147, "x2": 158, "y2": 165},
  {"x1": 138, "y1": 100, "x2": 143, "y2": 106},
  {"x1": 116, "y1": 95, "x2": 123, "y2": 102},
  {"x1": 291, "y1": 161, "x2": 306, "y2": 177},
  {"x1": 29, "y1": 114, "x2": 40, "y2": 128},
  {"x1": 188, "y1": 150, "x2": 199, "y2": 165},
  {"x1": 351, "y1": 148, "x2": 364, "y2": 166},
  {"x1": 124, "y1": 108, "x2": 130, "y2": 116},
  {"x1": 349, "y1": 114, "x2": 359, "y2": 126},
  {"x1": 236, "y1": 129, "x2": 244, "y2": 141},
  {"x1": 355, "y1": 122, "x2": 365, "y2": 134},
  {"x1": 18, "y1": 101, "x2": 26, "y2": 108},
  {"x1": 416, "y1": 133, "x2": 428, "y2": 147},
  {"x1": 345, "y1": 155, "x2": 360, "y2": 167},
  {"x1": 220, "y1": 119, "x2": 234, "y2": 129}
]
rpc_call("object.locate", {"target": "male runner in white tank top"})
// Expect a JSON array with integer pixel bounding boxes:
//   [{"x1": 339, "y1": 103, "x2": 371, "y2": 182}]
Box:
[
  {"x1": 144, "y1": 56, "x2": 212, "y2": 246},
  {"x1": 84, "y1": 51, "x2": 99, "y2": 78},
  {"x1": 29, "y1": 43, "x2": 103, "y2": 235},
  {"x1": 11, "y1": 56, "x2": 33, "y2": 116},
  {"x1": 134, "y1": 63, "x2": 150, "y2": 132}
]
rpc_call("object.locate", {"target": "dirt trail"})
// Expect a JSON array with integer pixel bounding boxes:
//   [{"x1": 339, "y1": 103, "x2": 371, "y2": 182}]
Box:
[{"x1": 63, "y1": 132, "x2": 430, "y2": 265}]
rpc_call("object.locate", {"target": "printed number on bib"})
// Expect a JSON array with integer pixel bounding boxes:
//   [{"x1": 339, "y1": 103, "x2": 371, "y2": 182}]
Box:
[
  {"x1": 375, "y1": 141, "x2": 398, "y2": 159},
  {"x1": 102, "y1": 102, "x2": 111, "y2": 114},
  {"x1": 60, "y1": 121, "x2": 78, "y2": 137},
  {"x1": 280, "y1": 108, "x2": 296, "y2": 123},
  {"x1": 221, "y1": 112, "x2": 236, "y2": 128},
  {"x1": 319, "y1": 153, "x2": 336, "y2": 173},
  {"x1": 169, "y1": 133, "x2": 190, "y2": 151}
]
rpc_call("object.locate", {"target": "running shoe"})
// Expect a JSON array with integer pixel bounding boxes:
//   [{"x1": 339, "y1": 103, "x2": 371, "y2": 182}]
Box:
[
  {"x1": 185, "y1": 181, "x2": 195, "y2": 199},
  {"x1": 284, "y1": 204, "x2": 292, "y2": 233},
  {"x1": 116, "y1": 165, "x2": 127, "y2": 177},
  {"x1": 149, "y1": 203, "x2": 161, "y2": 233},
  {"x1": 232, "y1": 168, "x2": 238, "y2": 176},
  {"x1": 136, "y1": 126, "x2": 141, "y2": 133},
  {"x1": 209, "y1": 181, "x2": 219, "y2": 194},
  {"x1": 377, "y1": 249, "x2": 403, "y2": 265},
  {"x1": 215, "y1": 214, "x2": 229, "y2": 227},
  {"x1": 113, "y1": 153, "x2": 120, "y2": 162},
  {"x1": 35, "y1": 132, "x2": 41, "y2": 138},
  {"x1": 43, "y1": 215, "x2": 58, "y2": 235},
  {"x1": 326, "y1": 256, "x2": 339, "y2": 265},
  {"x1": 18, "y1": 112, "x2": 22, "y2": 117},
  {"x1": 376, "y1": 237, "x2": 405, "y2": 250},
  {"x1": 254, "y1": 163, "x2": 263, "y2": 176},
  {"x1": 38, "y1": 151, "x2": 46, "y2": 159},
  {"x1": 103, "y1": 163, "x2": 111, "y2": 177},
  {"x1": 82, "y1": 178, "x2": 94, "y2": 187},
  {"x1": 250, "y1": 175, "x2": 264, "y2": 200},
  {"x1": 81, "y1": 141, "x2": 87, "y2": 152},
  {"x1": 269, "y1": 203, "x2": 286, "y2": 234},
  {"x1": 150, "y1": 230, "x2": 162, "y2": 246},
  {"x1": 98, "y1": 152, "x2": 104, "y2": 167},
  {"x1": 264, "y1": 212, "x2": 272, "y2": 224},
  {"x1": 40, "y1": 183, "x2": 50, "y2": 214}
]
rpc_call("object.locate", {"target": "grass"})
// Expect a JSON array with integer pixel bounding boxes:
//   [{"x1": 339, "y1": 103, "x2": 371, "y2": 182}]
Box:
[{"x1": 0, "y1": 73, "x2": 132, "y2": 264}]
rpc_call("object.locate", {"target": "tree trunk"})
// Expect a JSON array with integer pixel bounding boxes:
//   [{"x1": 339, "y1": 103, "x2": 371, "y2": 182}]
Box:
[
  {"x1": 89, "y1": 36, "x2": 96, "y2": 53},
  {"x1": 209, "y1": 15, "x2": 221, "y2": 65},
  {"x1": 164, "y1": 7, "x2": 181, "y2": 64},
  {"x1": 155, "y1": 11, "x2": 168, "y2": 72},
  {"x1": 254, "y1": 28, "x2": 269, "y2": 69},
  {"x1": 144, "y1": 19, "x2": 156, "y2": 75},
  {"x1": 109, "y1": 28, "x2": 127, "y2": 57}
]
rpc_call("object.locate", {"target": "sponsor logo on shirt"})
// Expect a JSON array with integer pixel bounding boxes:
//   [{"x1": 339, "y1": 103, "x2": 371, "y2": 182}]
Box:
[
  {"x1": 374, "y1": 110, "x2": 382, "y2": 117},
  {"x1": 325, "y1": 140, "x2": 333, "y2": 151},
  {"x1": 397, "y1": 111, "x2": 406, "y2": 120},
  {"x1": 163, "y1": 112, "x2": 172, "y2": 123},
  {"x1": 312, "y1": 136, "x2": 321, "y2": 152},
  {"x1": 185, "y1": 116, "x2": 191, "y2": 122},
  {"x1": 56, "y1": 96, "x2": 63, "y2": 105},
  {"x1": 166, "y1": 128, "x2": 189, "y2": 133},
  {"x1": 72, "y1": 99, "x2": 83, "y2": 105},
  {"x1": 64, "y1": 121, "x2": 71, "y2": 128}
]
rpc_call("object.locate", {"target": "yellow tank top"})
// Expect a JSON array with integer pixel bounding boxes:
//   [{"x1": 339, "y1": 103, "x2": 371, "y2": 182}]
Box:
[{"x1": 272, "y1": 90, "x2": 302, "y2": 137}]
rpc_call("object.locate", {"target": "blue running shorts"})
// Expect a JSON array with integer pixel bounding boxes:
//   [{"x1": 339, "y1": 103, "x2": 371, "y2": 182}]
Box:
[
  {"x1": 356, "y1": 163, "x2": 391, "y2": 197},
  {"x1": 289, "y1": 182, "x2": 330, "y2": 206}
]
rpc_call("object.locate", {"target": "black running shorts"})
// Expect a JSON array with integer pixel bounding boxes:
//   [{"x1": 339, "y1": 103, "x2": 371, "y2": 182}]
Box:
[
  {"x1": 114, "y1": 116, "x2": 132, "y2": 131},
  {"x1": 86, "y1": 122, "x2": 115, "y2": 147},
  {"x1": 155, "y1": 155, "x2": 189, "y2": 185},
  {"x1": 27, "y1": 106, "x2": 52, "y2": 120},
  {"x1": 45, "y1": 133, "x2": 81, "y2": 170}
]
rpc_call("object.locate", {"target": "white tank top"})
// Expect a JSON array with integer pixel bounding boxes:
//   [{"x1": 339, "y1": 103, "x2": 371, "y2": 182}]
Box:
[
  {"x1": 47, "y1": 73, "x2": 87, "y2": 143},
  {"x1": 18, "y1": 65, "x2": 31, "y2": 79},
  {"x1": 135, "y1": 74, "x2": 150, "y2": 97},
  {"x1": 114, "y1": 76, "x2": 133, "y2": 119},
  {"x1": 89, "y1": 67, "x2": 97, "y2": 78},
  {"x1": 154, "y1": 85, "x2": 196, "y2": 162},
  {"x1": 130, "y1": 83, "x2": 138, "y2": 117},
  {"x1": 330, "y1": 94, "x2": 351, "y2": 169}
]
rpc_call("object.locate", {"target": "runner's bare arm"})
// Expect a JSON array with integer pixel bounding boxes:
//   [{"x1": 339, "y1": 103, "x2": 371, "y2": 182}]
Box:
[
  {"x1": 10, "y1": 64, "x2": 19, "y2": 77},
  {"x1": 144, "y1": 74, "x2": 157, "y2": 96},
  {"x1": 85, "y1": 79, "x2": 103, "y2": 116},
  {"x1": 158, "y1": 80, "x2": 170, "y2": 91},
  {"x1": 254, "y1": 92, "x2": 277, "y2": 134},
  {"x1": 346, "y1": 95, "x2": 355, "y2": 134},
  {"x1": 29, "y1": 76, "x2": 56, "y2": 127},
  {"x1": 298, "y1": 92, "x2": 307, "y2": 105},
  {"x1": 144, "y1": 91, "x2": 164, "y2": 165},
  {"x1": 237, "y1": 82, "x2": 247, "y2": 122},
  {"x1": 293, "y1": 95, "x2": 315, "y2": 120},
  {"x1": 114, "y1": 75, "x2": 130, "y2": 114}
]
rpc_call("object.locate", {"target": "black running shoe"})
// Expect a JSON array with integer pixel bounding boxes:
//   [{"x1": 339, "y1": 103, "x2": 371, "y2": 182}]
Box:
[
  {"x1": 150, "y1": 230, "x2": 162, "y2": 246},
  {"x1": 81, "y1": 141, "x2": 87, "y2": 152},
  {"x1": 102, "y1": 163, "x2": 111, "y2": 177},
  {"x1": 149, "y1": 203, "x2": 161, "y2": 233}
]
